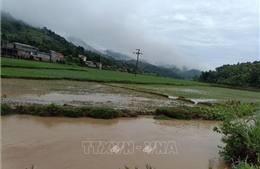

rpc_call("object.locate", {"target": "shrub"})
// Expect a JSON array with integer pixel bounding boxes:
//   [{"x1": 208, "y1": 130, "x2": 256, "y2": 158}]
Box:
[
  {"x1": 155, "y1": 106, "x2": 207, "y2": 120},
  {"x1": 214, "y1": 113, "x2": 260, "y2": 166},
  {"x1": 1, "y1": 103, "x2": 12, "y2": 115},
  {"x1": 88, "y1": 107, "x2": 120, "y2": 119},
  {"x1": 64, "y1": 108, "x2": 83, "y2": 118},
  {"x1": 155, "y1": 102, "x2": 256, "y2": 121},
  {"x1": 45, "y1": 103, "x2": 64, "y2": 116},
  {"x1": 231, "y1": 161, "x2": 260, "y2": 169},
  {"x1": 153, "y1": 115, "x2": 171, "y2": 120}
]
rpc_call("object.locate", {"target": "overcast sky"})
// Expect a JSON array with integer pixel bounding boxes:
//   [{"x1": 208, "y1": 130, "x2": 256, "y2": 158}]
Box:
[{"x1": 2, "y1": 0, "x2": 259, "y2": 70}]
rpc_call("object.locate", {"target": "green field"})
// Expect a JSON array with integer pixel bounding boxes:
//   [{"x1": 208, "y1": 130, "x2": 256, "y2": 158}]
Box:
[
  {"x1": 1, "y1": 57, "x2": 259, "y2": 103},
  {"x1": 1, "y1": 57, "x2": 206, "y2": 85},
  {"x1": 113, "y1": 84, "x2": 260, "y2": 102}
]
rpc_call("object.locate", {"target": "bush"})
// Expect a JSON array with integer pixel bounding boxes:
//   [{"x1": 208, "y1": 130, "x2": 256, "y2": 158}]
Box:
[
  {"x1": 153, "y1": 115, "x2": 171, "y2": 120},
  {"x1": 155, "y1": 102, "x2": 256, "y2": 121},
  {"x1": 64, "y1": 108, "x2": 83, "y2": 118},
  {"x1": 231, "y1": 161, "x2": 260, "y2": 169},
  {"x1": 1, "y1": 103, "x2": 12, "y2": 115},
  {"x1": 214, "y1": 113, "x2": 260, "y2": 166},
  {"x1": 88, "y1": 107, "x2": 120, "y2": 119},
  {"x1": 46, "y1": 103, "x2": 64, "y2": 116}
]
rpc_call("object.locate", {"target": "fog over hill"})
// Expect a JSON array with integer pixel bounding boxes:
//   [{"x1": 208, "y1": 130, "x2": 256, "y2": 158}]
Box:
[{"x1": 3, "y1": 0, "x2": 259, "y2": 71}]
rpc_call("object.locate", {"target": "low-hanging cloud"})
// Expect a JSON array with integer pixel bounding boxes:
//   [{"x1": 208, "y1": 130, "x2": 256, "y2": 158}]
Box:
[{"x1": 2, "y1": 0, "x2": 259, "y2": 70}]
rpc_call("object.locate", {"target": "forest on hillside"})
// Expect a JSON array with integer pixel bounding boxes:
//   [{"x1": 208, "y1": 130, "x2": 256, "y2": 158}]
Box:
[
  {"x1": 198, "y1": 61, "x2": 260, "y2": 88},
  {"x1": 0, "y1": 11, "x2": 183, "y2": 78},
  {"x1": 1, "y1": 11, "x2": 136, "y2": 72}
]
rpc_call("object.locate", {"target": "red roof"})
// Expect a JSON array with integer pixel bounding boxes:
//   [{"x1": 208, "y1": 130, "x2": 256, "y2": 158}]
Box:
[{"x1": 56, "y1": 52, "x2": 64, "y2": 58}]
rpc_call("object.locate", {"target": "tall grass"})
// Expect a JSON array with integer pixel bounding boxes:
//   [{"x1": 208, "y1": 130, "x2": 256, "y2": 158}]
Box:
[
  {"x1": 214, "y1": 113, "x2": 260, "y2": 167},
  {"x1": 155, "y1": 101, "x2": 255, "y2": 120},
  {"x1": 2, "y1": 101, "x2": 257, "y2": 120}
]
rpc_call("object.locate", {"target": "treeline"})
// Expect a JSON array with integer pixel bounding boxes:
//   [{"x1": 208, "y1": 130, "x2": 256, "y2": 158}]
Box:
[
  {"x1": 198, "y1": 61, "x2": 260, "y2": 88},
  {"x1": 1, "y1": 11, "x2": 136, "y2": 71}
]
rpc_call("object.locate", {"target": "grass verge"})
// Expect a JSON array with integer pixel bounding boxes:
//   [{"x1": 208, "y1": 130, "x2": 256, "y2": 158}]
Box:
[
  {"x1": 155, "y1": 101, "x2": 256, "y2": 120},
  {"x1": 1, "y1": 101, "x2": 258, "y2": 120}
]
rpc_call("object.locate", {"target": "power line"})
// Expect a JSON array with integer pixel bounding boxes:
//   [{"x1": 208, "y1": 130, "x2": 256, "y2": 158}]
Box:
[{"x1": 133, "y1": 49, "x2": 142, "y2": 76}]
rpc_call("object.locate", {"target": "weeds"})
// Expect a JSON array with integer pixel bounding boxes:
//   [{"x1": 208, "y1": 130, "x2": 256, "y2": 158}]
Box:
[
  {"x1": 214, "y1": 113, "x2": 260, "y2": 167},
  {"x1": 0, "y1": 103, "x2": 12, "y2": 115},
  {"x1": 1, "y1": 101, "x2": 257, "y2": 120},
  {"x1": 155, "y1": 101, "x2": 256, "y2": 120},
  {"x1": 153, "y1": 115, "x2": 171, "y2": 120},
  {"x1": 231, "y1": 161, "x2": 260, "y2": 169},
  {"x1": 2, "y1": 103, "x2": 121, "y2": 119},
  {"x1": 89, "y1": 107, "x2": 120, "y2": 119}
]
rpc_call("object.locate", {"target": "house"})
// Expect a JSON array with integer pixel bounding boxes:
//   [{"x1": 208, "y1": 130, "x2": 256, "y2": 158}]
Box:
[
  {"x1": 1, "y1": 42, "x2": 37, "y2": 59},
  {"x1": 78, "y1": 54, "x2": 87, "y2": 62},
  {"x1": 1, "y1": 42, "x2": 65, "y2": 62},
  {"x1": 36, "y1": 52, "x2": 51, "y2": 61},
  {"x1": 95, "y1": 62, "x2": 102, "y2": 69},
  {"x1": 49, "y1": 50, "x2": 64, "y2": 62},
  {"x1": 56, "y1": 52, "x2": 64, "y2": 59},
  {"x1": 85, "y1": 61, "x2": 96, "y2": 68}
]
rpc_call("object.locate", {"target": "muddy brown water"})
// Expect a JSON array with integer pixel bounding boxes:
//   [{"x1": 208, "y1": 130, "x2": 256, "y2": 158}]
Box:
[{"x1": 2, "y1": 115, "x2": 229, "y2": 169}]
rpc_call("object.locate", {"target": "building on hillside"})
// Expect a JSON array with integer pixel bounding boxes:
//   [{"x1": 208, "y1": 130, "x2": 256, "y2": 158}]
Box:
[
  {"x1": 56, "y1": 52, "x2": 64, "y2": 60},
  {"x1": 49, "y1": 50, "x2": 64, "y2": 62},
  {"x1": 78, "y1": 54, "x2": 87, "y2": 62},
  {"x1": 85, "y1": 61, "x2": 96, "y2": 68},
  {"x1": 1, "y1": 42, "x2": 37, "y2": 59},
  {"x1": 95, "y1": 62, "x2": 102, "y2": 69},
  {"x1": 36, "y1": 52, "x2": 51, "y2": 61}
]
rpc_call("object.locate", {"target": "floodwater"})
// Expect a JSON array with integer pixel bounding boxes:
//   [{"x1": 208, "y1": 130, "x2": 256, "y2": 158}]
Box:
[
  {"x1": 1, "y1": 78, "x2": 178, "y2": 110},
  {"x1": 2, "y1": 115, "x2": 229, "y2": 169}
]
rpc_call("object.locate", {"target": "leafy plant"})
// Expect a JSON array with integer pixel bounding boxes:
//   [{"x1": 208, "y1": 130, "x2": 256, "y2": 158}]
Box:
[
  {"x1": 88, "y1": 107, "x2": 120, "y2": 119},
  {"x1": 153, "y1": 115, "x2": 171, "y2": 120},
  {"x1": 214, "y1": 113, "x2": 260, "y2": 166},
  {"x1": 1, "y1": 103, "x2": 12, "y2": 115}
]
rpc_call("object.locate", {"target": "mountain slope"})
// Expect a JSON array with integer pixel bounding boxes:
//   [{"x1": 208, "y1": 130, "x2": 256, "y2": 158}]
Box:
[
  {"x1": 104, "y1": 50, "x2": 133, "y2": 61},
  {"x1": 1, "y1": 12, "x2": 78, "y2": 56},
  {"x1": 126, "y1": 60, "x2": 181, "y2": 78},
  {"x1": 1, "y1": 11, "x2": 200, "y2": 79},
  {"x1": 67, "y1": 37, "x2": 103, "y2": 55}
]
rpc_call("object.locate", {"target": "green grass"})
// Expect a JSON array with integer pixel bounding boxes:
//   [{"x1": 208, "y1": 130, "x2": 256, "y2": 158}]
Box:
[
  {"x1": 1, "y1": 57, "x2": 84, "y2": 70},
  {"x1": 155, "y1": 101, "x2": 257, "y2": 120},
  {"x1": 1, "y1": 57, "x2": 206, "y2": 85},
  {"x1": 214, "y1": 113, "x2": 260, "y2": 167},
  {"x1": 1, "y1": 58, "x2": 259, "y2": 103},
  {"x1": 2, "y1": 102, "x2": 258, "y2": 120},
  {"x1": 115, "y1": 84, "x2": 260, "y2": 102}
]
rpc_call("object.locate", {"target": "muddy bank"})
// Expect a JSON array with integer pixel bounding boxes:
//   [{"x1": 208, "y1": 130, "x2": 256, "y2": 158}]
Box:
[
  {"x1": 2, "y1": 115, "x2": 229, "y2": 169},
  {"x1": 2, "y1": 100, "x2": 256, "y2": 121}
]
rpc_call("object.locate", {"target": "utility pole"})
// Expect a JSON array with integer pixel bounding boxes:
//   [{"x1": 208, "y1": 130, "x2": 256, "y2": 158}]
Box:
[{"x1": 133, "y1": 49, "x2": 142, "y2": 76}]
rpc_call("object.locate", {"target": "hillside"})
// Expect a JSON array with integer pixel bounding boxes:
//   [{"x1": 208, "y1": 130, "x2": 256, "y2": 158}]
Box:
[
  {"x1": 1, "y1": 11, "x2": 136, "y2": 71},
  {"x1": 1, "y1": 11, "x2": 200, "y2": 79},
  {"x1": 198, "y1": 61, "x2": 260, "y2": 88},
  {"x1": 126, "y1": 60, "x2": 181, "y2": 78}
]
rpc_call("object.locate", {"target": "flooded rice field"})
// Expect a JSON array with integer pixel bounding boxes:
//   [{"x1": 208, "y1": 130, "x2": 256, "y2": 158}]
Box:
[
  {"x1": 2, "y1": 115, "x2": 229, "y2": 169},
  {"x1": 1, "y1": 78, "x2": 231, "y2": 168},
  {"x1": 1, "y1": 79, "x2": 178, "y2": 110}
]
